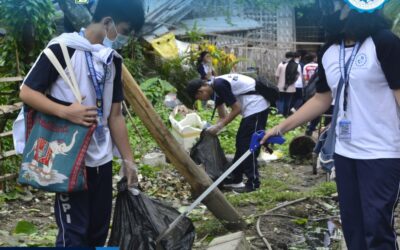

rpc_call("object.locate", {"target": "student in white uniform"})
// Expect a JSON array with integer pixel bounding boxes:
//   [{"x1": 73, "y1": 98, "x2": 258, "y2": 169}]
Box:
[
  {"x1": 187, "y1": 74, "x2": 270, "y2": 193},
  {"x1": 262, "y1": 1, "x2": 400, "y2": 249},
  {"x1": 19, "y1": 0, "x2": 144, "y2": 246}
]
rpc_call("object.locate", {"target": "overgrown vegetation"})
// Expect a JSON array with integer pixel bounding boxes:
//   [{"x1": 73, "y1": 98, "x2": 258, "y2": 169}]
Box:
[{"x1": 0, "y1": 0, "x2": 55, "y2": 75}]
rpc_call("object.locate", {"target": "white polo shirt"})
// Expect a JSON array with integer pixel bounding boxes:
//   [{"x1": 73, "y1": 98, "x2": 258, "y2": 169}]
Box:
[
  {"x1": 316, "y1": 30, "x2": 400, "y2": 159},
  {"x1": 214, "y1": 74, "x2": 269, "y2": 118}
]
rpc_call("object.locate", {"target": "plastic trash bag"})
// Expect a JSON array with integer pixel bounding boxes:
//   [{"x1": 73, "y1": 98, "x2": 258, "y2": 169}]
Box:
[
  {"x1": 190, "y1": 130, "x2": 229, "y2": 180},
  {"x1": 108, "y1": 179, "x2": 195, "y2": 250}
]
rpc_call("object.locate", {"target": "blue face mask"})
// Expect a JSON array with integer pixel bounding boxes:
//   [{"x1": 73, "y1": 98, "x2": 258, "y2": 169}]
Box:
[{"x1": 103, "y1": 22, "x2": 130, "y2": 50}]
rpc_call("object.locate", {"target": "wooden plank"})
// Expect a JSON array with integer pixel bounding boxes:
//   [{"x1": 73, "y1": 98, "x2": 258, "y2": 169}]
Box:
[
  {"x1": 0, "y1": 131, "x2": 13, "y2": 138},
  {"x1": 122, "y1": 65, "x2": 245, "y2": 230},
  {"x1": 0, "y1": 150, "x2": 17, "y2": 160},
  {"x1": 0, "y1": 102, "x2": 22, "y2": 115},
  {"x1": 0, "y1": 173, "x2": 18, "y2": 182},
  {"x1": 0, "y1": 76, "x2": 23, "y2": 83}
]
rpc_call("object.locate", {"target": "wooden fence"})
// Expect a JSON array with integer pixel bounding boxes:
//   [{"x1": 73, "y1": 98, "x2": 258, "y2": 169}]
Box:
[{"x1": 0, "y1": 76, "x2": 23, "y2": 188}]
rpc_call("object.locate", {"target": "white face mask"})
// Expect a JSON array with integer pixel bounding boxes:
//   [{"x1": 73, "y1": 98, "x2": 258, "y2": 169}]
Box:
[{"x1": 103, "y1": 21, "x2": 130, "y2": 50}]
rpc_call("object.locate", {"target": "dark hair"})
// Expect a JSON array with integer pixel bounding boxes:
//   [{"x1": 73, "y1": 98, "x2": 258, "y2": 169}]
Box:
[
  {"x1": 186, "y1": 79, "x2": 206, "y2": 100},
  {"x1": 324, "y1": 9, "x2": 392, "y2": 43},
  {"x1": 293, "y1": 52, "x2": 301, "y2": 58},
  {"x1": 304, "y1": 52, "x2": 317, "y2": 64},
  {"x1": 197, "y1": 51, "x2": 209, "y2": 66},
  {"x1": 285, "y1": 51, "x2": 294, "y2": 59},
  {"x1": 92, "y1": 0, "x2": 145, "y2": 33},
  {"x1": 343, "y1": 10, "x2": 392, "y2": 42}
]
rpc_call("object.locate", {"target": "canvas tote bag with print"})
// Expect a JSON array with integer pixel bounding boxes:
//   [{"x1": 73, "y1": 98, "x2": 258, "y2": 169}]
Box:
[{"x1": 18, "y1": 42, "x2": 96, "y2": 193}]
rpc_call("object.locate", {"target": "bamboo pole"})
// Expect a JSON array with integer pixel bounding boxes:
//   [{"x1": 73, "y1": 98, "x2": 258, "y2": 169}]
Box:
[{"x1": 121, "y1": 65, "x2": 245, "y2": 230}]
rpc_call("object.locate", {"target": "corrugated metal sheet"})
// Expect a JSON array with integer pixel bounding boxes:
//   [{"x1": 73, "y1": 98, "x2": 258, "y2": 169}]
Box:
[
  {"x1": 173, "y1": 16, "x2": 262, "y2": 35},
  {"x1": 141, "y1": 0, "x2": 196, "y2": 35}
]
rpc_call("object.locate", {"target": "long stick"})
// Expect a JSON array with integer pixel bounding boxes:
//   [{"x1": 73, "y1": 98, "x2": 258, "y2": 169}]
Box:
[{"x1": 157, "y1": 150, "x2": 252, "y2": 242}]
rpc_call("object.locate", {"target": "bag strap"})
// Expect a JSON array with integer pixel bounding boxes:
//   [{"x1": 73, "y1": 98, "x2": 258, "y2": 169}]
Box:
[
  {"x1": 320, "y1": 43, "x2": 362, "y2": 161},
  {"x1": 43, "y1": 43, "x2": 82, "y2": 102},
  {"x1": 59, "y1": 42, "x2": 81, "y2": 100}
]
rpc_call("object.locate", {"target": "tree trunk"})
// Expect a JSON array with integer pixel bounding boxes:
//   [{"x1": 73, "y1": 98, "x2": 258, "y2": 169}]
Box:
[{"x1": 121, "y1": 65, "x2": 245, "y2": 230}]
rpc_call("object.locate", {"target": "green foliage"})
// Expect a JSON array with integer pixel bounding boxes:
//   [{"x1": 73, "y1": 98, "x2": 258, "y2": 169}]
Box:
[
  {"x1": 293, "y1": 218, "x2": 308, "y2": 226},
  {"x1": 183, "y1": 22, "x2": 206, "y2": 43},
  {"x1": 13, "y1": 220, "x2": 37, "y2": 235},
  {"x1": 121, "y1": 40, "x2": 146, "y2": 83},
  {"x1": 139, "y1": 164, "x2": 162, "y2": 179},
  {"x1": 140, "y1": 77, "x2": 176, "y2": 105},
  {"x1": 310, "y1": 181, "x2": 337, "y2": 197},
  {"x1": 384, "y1": 0, "x2": 400, "y2": 36},
  {"x1": 153, "y1": 56, "x2": 199, "y2": 107},
  {"x1": 0, "y1": 0, "x2": 55, "y2": 75}
]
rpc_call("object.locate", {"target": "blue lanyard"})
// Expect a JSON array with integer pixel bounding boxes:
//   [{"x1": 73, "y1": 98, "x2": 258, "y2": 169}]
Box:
[
  {"x1": 79, "y1": 30, "x2": 108, "y2": 120},
  {"x1": 339, "y1": 41, "x2": 361, "y2": 114}
]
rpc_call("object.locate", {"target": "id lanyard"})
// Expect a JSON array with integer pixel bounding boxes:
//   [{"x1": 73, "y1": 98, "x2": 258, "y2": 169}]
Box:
[
  {"x1": 339, "y1": 40, "x2": 361, "y2": 117},
  {"x1": 80, "y1": 30, "x2": 108, "y2": 141}
]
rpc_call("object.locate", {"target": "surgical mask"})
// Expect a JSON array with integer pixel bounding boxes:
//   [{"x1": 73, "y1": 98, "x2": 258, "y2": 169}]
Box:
[{"x1": 103, "y1": 22, "x2": 130, "y2": 50}]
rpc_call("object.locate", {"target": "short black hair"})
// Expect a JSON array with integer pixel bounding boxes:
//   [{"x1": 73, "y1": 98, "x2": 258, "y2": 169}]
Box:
[
  {"x1": 186, "y1": 79, "x2": 206, "y2": 100},
  {"x1": 92, "y1": 0, "x2": 145, "y2": 33},
  {"x1": 285, "y1": 51, "x2": 294, "y2": 59}
]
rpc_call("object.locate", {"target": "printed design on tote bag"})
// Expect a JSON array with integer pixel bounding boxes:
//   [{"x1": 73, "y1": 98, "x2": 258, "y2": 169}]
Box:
[{"x1": 21, "y1": 130, "x2": 79, "y2": 186}]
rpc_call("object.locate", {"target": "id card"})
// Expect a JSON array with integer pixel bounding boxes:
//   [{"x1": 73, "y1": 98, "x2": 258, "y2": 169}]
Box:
[
  {"x1": 95, "y1": 117, "x2": 106, "y2": 143},
  {"x1": 338, "y1": 119, "x2": 351, "y2": 142}
]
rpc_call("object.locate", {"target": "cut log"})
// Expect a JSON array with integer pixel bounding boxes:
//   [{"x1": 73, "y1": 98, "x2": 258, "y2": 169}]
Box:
[{"x1": 121, "y1": 65, "x2": 245, "y2": 230}]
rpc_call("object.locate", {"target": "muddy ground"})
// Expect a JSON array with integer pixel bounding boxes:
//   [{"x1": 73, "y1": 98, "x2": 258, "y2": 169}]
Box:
[{"x1": 1, "y1": 161, "x2": 399, "y2": 249}]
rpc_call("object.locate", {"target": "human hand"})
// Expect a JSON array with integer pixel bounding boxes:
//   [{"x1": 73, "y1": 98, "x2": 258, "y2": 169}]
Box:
[
  {"x1": 260, "y1": 126, "x2": 282, "y2": 145},
  {"x1": 206, "y1": 122, "x2": 224, "y2": 135},
  {"x1": 121, "y1": 159, "x2": 139, "y2": 188},
  {"x1": 60, "y1": 102, "x2": 97, "y2": 126}
]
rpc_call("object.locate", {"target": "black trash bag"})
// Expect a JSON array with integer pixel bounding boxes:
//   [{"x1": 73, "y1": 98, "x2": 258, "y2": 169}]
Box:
[
  {"x1": 190, "y1": 130, "x2": 229, "y2": 180},
  {"x1": 108, "y1": 179, "x2": 195, "y2": 250}
]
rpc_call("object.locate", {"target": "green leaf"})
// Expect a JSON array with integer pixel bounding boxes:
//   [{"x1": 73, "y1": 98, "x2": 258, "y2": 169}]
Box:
[{"x1": 14, "y1": 220, "x2": 38, "y2": 235}]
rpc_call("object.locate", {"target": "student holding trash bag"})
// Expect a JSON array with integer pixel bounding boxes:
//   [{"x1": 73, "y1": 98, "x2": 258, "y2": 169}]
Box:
[
  {"x1": 262, "y1": 0, "x2": 400, "y2": 249},
  {"x1": 18, "y1": 0, "x2": 144, "y2": 246},
  {"x1": 186, "y1": 74, "x2": 270, "y2": 193}
]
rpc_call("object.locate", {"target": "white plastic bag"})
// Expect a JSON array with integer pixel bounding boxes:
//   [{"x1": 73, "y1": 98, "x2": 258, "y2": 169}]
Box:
[{"x1": 12, "y1": 107, "x2": 26, "y2": 154}]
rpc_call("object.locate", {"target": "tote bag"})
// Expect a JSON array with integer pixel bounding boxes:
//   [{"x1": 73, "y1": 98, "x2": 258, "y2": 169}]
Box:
[{"x1": 18, "y1": 42, "x2": 96, "y2": 192}]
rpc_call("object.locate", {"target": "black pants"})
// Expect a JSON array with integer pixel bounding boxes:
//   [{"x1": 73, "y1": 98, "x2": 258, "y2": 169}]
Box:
[
  {"x1": 54, "y1": 162, "x2": 113, "y2": 247},
  {"x1": 334, "y1": 154, "x2": 400, "y2": 250},
  {"x1": 277, "y1": 92, "x2": 294, "y2": 117},
  {"x1": 231, "y1": 109, "x2": 269, "y2": 189}
]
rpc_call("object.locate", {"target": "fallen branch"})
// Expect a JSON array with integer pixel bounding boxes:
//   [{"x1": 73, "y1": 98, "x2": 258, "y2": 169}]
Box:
[{"x1": 256, "y1": 197, "x2": 309, "y2": 249}]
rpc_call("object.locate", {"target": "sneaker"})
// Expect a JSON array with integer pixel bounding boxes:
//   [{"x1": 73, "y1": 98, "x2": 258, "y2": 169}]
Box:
[
  {"x1": 232, "y1": 186, "x2": 256, "y2": 193},
  {"x1": 223, "y1": 182, "x2": 245, "y2": 188}
]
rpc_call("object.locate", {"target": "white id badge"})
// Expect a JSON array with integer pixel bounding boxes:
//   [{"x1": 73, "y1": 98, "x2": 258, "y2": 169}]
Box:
[{"x1": 338, "y1": 119, "x2": 351, "y2": 142}]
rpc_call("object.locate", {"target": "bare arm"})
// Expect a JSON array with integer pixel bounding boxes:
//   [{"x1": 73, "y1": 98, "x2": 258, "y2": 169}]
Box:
[
  {"x1": 394, "y1": 89, "x2": 400, "y2": 107},
  {"x1": 19, "y1": 84, "x2": 97, "y2": 126},
  {"x1": 261, "y1": 91, "x2": 332, "y2": 143},
  {"x1": 217, "y1": 101, "x2": 241, "y2": 127},
  {"x1": 108, "y1": 102, "x2": 133, "y2": 162}
]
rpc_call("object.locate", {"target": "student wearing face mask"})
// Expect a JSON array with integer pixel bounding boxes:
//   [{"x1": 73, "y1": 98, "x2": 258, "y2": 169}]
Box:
[
  {"x1": 262, "y1": 0, "x2": 400, "y2": 249},
  {"x1": 19, "y1": 0, "x2": 145, "y2": 246}
]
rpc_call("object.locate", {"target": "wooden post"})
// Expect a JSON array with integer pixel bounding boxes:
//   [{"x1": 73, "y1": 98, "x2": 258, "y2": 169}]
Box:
[{"x1": 121, "y1": 65, "x2": 245, "y2": 230}]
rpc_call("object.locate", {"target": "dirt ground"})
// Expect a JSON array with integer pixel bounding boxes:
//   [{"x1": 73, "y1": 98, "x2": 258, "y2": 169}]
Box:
[{"x1": 1, "y1": 162, "x2": 399, "y2": 249}]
